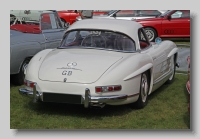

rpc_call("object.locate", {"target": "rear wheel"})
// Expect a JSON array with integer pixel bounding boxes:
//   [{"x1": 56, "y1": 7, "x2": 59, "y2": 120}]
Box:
[
  {"x1": 133, "y1": 71, "x2": 150, "y2": 109},
  {"x1": 12, "y1": 58, "x2": 30, "y2": 85},
  {"x1": 166, "y1": 55, "x2": 175, "y2": 84}
]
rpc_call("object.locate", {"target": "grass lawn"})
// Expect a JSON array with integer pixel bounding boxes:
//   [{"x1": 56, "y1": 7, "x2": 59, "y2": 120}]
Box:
[
  {"x1": 10, "y1": 73, "x2": 190, "y2": 129},
  {"x1": 163, "y1": 38, "x2": 190, "y2": 48}
]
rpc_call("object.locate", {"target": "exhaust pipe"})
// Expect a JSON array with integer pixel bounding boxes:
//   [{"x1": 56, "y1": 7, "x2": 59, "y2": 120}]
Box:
[{"x1": 90, "y1": 103, "x2": 105, "y2": 109}]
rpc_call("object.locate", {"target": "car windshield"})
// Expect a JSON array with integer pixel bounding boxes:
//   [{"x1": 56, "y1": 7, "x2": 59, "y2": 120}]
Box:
[
  {"x1": 10, "y1": 10, "x2": 63, "y2": 32},
  {"x1": 10, "y1": 10, "x2": 62, "y2": 27},
  {"x1": 107, "y1": 10, "x2": 118, "y2": 16},
  {"x1": 158, "y1": 10, "x2": 171, "y2": 17},
  {"x1": 59, "y1": 30, "x2": 136, "y2": 52}
]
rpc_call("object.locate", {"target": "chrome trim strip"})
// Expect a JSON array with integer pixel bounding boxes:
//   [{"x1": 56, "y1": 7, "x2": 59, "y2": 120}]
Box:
[
  {"x1": 19, "y1": 88, "x2": 34, "y2": 98},
  {"x1": 19, "y1": 83, "x2": 41, "y2": 102},
  {"x1": 58, "y1": 47, "x2": 137, "y2": 53},
  {"x1": 19, "y1": 87, "x2": 139, "y2": 107},
  {"x1": 84, "y1": 88, "x2": 91, "y2": 108},
  {"x1": 127, "y1": 93, "x2": 140, "y2": 97},
  {"x1": 33, "y1": 83, "x2": 38, "y2": 102},
  {"x1": 83, "y1": 89, "x2": 139, "y2": 104}
]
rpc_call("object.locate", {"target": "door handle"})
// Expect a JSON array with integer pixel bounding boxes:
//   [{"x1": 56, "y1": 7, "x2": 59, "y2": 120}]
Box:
[{"x1": 188, "y1": 20, "x2": 190, "y2": 21}]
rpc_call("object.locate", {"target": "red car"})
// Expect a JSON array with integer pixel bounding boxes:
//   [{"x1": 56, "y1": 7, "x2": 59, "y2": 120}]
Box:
[
  {"x1": 93, "y1": 10, "x2": 110, "y2": 15},
  {"x1": 186, "y1": 56, "x2": 190, "y2": 113},
  {"x1": 57, "y1": 10, "x2": 80, "y2": 25},
  {"x1": 135, "y1": 10, "x2": 190, "y2": 41},
  {"x1": 57, "y1": 10, "x2": 110, "y2": 25}
]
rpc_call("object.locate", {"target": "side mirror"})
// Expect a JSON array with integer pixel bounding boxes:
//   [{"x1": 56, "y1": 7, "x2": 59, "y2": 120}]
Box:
[
  {"x1": 113, "y1": 13, "x2": 116, "y2": 18},
  {"x1": 167, "y1": 15, "x2": 171, "y2": 20},
  {"x1": 76, "y1": 16, "x2": 82, "y2": 21},
  {"x1": 64, "y1": 22, "x2": 70, "y2": 28}
]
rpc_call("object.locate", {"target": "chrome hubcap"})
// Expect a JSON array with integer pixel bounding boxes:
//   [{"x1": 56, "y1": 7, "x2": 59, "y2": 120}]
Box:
[
  {"x1": 22, "y1": 63, "x2": 28, "y2": 72},
  {"x1": 145, "y1": 30, "x2": 154, "y2": 41},
  {"x1": 141, "y1": 74, "x2": 148, "y2": 102}
]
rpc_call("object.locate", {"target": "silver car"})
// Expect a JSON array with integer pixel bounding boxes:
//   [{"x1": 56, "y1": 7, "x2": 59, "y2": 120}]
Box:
[
  {"x1": 76, "y1": 10, "x2": 167, "y2": 21},
  {"x1": 93, "y1": 10, "x2": 167, "y2": 20},
  {"x1": 10, "y1": 10, "x2": 69, "y2": 85}
]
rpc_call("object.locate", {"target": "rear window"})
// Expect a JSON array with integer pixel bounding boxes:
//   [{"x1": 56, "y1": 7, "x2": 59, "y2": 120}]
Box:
[{"x1": 60, "y1": 30, "x2": 136, "y2": 52}]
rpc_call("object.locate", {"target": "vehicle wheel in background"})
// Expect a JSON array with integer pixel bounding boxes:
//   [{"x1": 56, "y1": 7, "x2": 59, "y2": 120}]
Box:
[
  {"x1": 12, "y1": 58, "x2": 30, "y2": 86},
  {"x1": 144, "y1": 27, "x2": 157, "y2": 42}
]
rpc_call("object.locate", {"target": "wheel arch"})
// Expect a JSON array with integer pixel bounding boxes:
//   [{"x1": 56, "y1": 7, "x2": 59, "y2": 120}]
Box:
[
  {"x1": 174, "y1": 52, "x2": 178, "y2": 63},
  {"x1": 123, "y1": 63, "x2": 153, "y2": 81},
  {"x1": 144, "y1": 26, "x2": 159, "y2": 37},
  {"x1": 18, "y1": 56, "x2": 33, "y2": 72},
  {"x1": 146, "y1": 68, "x2": 153, "y2": 95}
]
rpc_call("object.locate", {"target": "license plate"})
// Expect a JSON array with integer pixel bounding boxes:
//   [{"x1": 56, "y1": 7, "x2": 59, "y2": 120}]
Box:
[{"x1": 43, "y1": 93, "x2": 82, "y2": 104}]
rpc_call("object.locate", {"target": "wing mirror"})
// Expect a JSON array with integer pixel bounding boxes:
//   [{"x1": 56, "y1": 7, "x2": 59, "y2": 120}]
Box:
[
  {"x1": 64, "y1": 22, "x2": 70, "y2": 28},
  {"x1": 113, "y1": 13, "x2": 116, "y2": 18},
  {"x1": 155, "y1": 37, "x2": 162, "y2": 45},
  {"x1": 167, "y1": 15, "x2": 171, "y2": 20}
]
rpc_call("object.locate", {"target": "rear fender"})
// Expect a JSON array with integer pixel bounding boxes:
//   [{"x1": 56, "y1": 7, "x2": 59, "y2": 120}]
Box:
[
  {"x1": 167, "y1": 48, "x2": 178, "y2": 58},
  {"x1": 123, "y1": 63, "x2": 153, "y2": 81},
  {"x1": 25, "y1": 49, "x2": 53, "y2": 81}
]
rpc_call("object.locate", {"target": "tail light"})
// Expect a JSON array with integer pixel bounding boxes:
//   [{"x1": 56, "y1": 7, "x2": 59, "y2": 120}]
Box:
[
  {"x1": 24, "y1": 79, "x2": 35, "y2": 91},
  {"x1": 95, "y1": 85, "x2": 121, "y2": 93}
]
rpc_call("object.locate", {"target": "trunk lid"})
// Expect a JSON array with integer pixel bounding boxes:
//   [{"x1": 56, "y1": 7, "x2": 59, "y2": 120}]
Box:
[{"x1": 38, "y1": 49, "x2": 123, "y2": 83}]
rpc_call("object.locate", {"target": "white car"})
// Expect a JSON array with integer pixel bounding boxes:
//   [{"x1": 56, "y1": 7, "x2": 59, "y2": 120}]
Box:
[
  {"x1": 10, "y1": 10, "x2": 47, "y2": 25},
  {"x1": 19, "y1": 19, "x2": 179, "y2": 109}
]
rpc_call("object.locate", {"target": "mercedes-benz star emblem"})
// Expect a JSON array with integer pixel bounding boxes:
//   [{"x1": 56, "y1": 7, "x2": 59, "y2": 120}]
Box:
[{"x1": 67, "y1": 62, "x2": 77, "y2": 67}]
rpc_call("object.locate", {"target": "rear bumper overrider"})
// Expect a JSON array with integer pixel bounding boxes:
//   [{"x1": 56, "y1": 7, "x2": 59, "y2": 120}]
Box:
[{"x1": 19, "y1": 83, "x2": 138, "y2": 108}]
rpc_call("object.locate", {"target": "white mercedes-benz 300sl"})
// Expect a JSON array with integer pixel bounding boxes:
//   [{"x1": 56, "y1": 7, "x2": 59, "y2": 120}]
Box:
[{"x1": 19, "y1": 18, "x2": 179, "y2": 109}]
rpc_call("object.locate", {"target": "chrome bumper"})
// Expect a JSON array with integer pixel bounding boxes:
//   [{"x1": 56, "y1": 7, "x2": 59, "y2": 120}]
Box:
[{"x1": 19, "y1": 85, "x2": 138, "y2": 108}]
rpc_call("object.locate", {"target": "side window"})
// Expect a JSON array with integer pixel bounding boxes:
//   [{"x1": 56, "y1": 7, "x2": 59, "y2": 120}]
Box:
[
  {"x1": 54, "y1": 14, "x2": 63, "y2": 28},
  {"x1": 138, "y1": 28, "x2": 150, "y2": 50},
  {"x1": 171, "y1": 10, "x2": 190, "y2": 18},
  {"x1": 65, "y1": 31, "x2": 77, "y2": 45},
  {"x1": 137, "y1": 10, "x2": 161, "y2": 16},
  {"x1": 115, "y1": 10, "x2": 135, "y2": 17},
  {"x1": 40, "y1": 13, "x2": 61, "y2": 30}
]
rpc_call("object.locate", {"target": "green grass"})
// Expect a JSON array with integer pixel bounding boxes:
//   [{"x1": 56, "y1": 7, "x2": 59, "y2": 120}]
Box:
[
  {"x1": 10, "y1": 74, "x2": 190, "y2": 129},
  {"x1": 163, "y1": 38, "x2": 190, "y2": 48}
]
